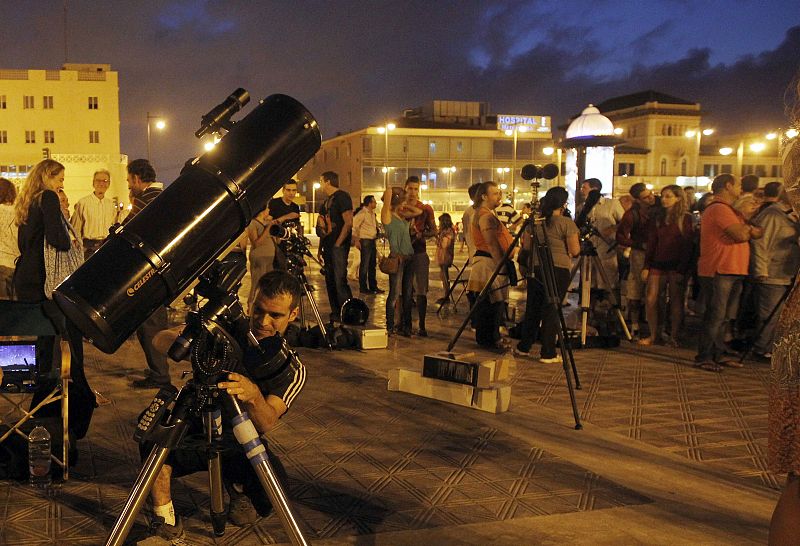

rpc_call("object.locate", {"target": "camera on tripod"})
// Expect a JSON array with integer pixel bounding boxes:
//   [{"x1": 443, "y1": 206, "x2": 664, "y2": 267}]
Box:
[{"x1": 269, "y1": 223, "x2": 313, "y2": 275}]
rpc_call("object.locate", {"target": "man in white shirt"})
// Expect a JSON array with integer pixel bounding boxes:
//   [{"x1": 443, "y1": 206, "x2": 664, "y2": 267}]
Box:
[
  {"x1": 580, "y1": 178, "x2": 624, "y2": 292},
  {"x1": 71, "y1": 169, "x2": 118, "y2": 259},
  {"x1": 352, "y1": 195, "x2": 383, "y2": 294}
]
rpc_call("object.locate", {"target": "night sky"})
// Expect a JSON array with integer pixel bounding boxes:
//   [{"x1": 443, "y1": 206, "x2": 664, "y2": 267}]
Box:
[{"x1": 1, "y1": 1, "x2": 799, "y2": 181}]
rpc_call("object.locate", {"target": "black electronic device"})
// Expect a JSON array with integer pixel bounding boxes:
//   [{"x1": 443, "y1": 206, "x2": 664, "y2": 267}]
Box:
[{"x1": 0, "y1": 341, "x2": 38, "y2": 393}]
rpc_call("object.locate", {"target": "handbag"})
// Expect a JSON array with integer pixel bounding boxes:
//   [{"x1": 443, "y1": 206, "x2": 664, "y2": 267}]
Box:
[
  {"x1": 378, "y1": 240, "x2": 402, "y2": 275},
  {"x1": 43, "y1": 215, "x2": 84, "y2": 298}
]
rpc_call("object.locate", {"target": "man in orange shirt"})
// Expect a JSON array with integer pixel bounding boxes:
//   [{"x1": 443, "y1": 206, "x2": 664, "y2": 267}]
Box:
[{"x1": 695, "y1": 174, "x2": 763, "y2": 370}]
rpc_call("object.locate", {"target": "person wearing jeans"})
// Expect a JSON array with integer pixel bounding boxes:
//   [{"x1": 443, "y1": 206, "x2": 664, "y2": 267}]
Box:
[
  {"x1": 318, "y1": 171, "x2": 354, "y2": 319},
  {"x1": 380, "y1": 187, "x2": 419, "y2": 335},
  {"x1": 695, "y1": 174, "x2": 763, "y2": 371},
  {"x1": 352, "y1": 195, "x2": 382, "y2": 294}
]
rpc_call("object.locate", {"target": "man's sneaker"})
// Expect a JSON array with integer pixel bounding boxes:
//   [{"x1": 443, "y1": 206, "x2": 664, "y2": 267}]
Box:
[
  {"x1": 539, "y1": 355, "x2": 562, "y2": 364},
  {"x1": 512, "y1": 347, "x2": 531, "y2": 357},
  {"x1": 417, "y1": 328, "x2": 429, "y2": 337},
  {"x1": 141, "y1": 514, "x2": 184, "y2": 543},
  {"x1": 228, "y1": 492, "x2": 258, "y2": 526}
]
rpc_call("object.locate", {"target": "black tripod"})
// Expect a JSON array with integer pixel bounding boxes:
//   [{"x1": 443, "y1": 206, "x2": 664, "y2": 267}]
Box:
[
  {"x1": 105, "y1": 339, "x2": 308, "y2": 545},
  {"x1": 281, "y1": 243, "x2": 334, "y2": 350},
  {"x1": 447, "y1": 210, "x2": 582, "y2": 429}
]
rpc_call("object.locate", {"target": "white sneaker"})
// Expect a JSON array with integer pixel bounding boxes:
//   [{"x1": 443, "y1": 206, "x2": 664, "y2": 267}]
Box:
[{"x1": 539, "y1": 355, "x2": 562, "y2": 364}]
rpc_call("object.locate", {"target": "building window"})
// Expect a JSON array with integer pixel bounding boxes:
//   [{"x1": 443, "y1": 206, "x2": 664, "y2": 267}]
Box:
[
  {"x1": 347, "y1": 143, "x2": 352, "y2": 158},
  {"x1": 334, "y1": 147, "x2": 340, "y2": 160},
  {"x1": 660, "y1": 158, "x2": 667, "y2": 176},
  {"x1": 0, "y1": 131, "x2": 6, "y2": 144},
  {"x1": 617, "y1": 163, "x2": 635, "y2": 176},
  {"x1": 323, "y1": 150, "x2": 327, "y2": 162},
  {"x1": 721, "y1": 164, "x2": 732, "y2": 174},
  {"x1": 44, "y1": 130, "x2": 55, "y2": 144},
  {"x1": 742, "y1": 165, "x2": 754, "y2": 175},
  {"x1": 772, "y1": 165, "x2": 781, "y2": 177},
  {"x1": 362, "y1": 136, "x2": 372, "y2": 155},
  {"x1": 681, "y1": 159, "x2": 687, "y2": 176},
  {"x1": 703, "y1": 164, "x2": 717, "y2": 177},
  {"x1": 88, "y1": 96, "x2": 99, "y2": 110},
  {"x1": 89, "y1": 130, "x2": 100, "y2": 143},
  {"x1": 0, "y1": 95, "x2": 6, "y2": 109},
  {"x1": 23, "y1": 95, "x2": 34, "y2": 109},
  {"x1": 429, "y1": 141, "x2": 437, "y2": 154},
  {"x1": 25, "y1": 130, "x2": 35, "y2": 144},
  {"x1": 456, "y1": 141, "x2": 463, "y2": 153},
  {"x1": 755, "y1": 164, "x2": 766, "y2": 177},
  {"x1": 43, "y1": 96, "x2": 54, "y2": 109}
]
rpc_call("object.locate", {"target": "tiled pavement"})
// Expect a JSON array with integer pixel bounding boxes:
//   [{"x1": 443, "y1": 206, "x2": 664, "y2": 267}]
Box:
[{"x1": 0, "y1": 247, "x2": 779, "y2": 544}]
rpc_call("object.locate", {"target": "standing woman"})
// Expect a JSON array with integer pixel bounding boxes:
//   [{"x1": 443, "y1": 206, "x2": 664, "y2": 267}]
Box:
[
  {"x1": 247, "y1": 206, "x2": 276, "y2": 313},
  {"x1": 0, "y1": 178, "x2": 18, "y2": 299},
  {"x1": 514, "y1": 187, "x2": 580, "y2": 363},
  {"x1": 769, "y1": 78, "x2": 800, "y2": 544},
  {"x1": 640, "y1": 184, "x2": 694, "y2": 346},
  {"x1": 14, "y1": 159, "x2": 96, "y2": 438},
  {"x1": 380, "y1": 187, "x2": 419, "y2": 336},
  {"x1": 435, "y1": 213, "x2": 455, "y2": 303}
]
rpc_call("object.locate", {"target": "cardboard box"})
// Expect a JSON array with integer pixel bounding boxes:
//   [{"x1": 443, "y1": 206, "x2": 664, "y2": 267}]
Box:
[{"x1": 347, "y1": 325, "x2": 388, "y2": 350}]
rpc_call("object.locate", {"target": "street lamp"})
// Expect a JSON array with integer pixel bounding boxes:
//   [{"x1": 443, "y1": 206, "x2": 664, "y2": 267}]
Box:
[
  {"x1": 376, "y1": 122, "x2": 396, "y2": 185},
  {"x1": 441, "y1": 166, "x2": 456, "y2": 209},
  {"x1": 504, "y1": 126, "x2": 527, "y2": 199},
  {"x1": 146, "y1": 112, "x2": 166, "y2": 162},
  {"x1": 685, "y1": 127, "x2": 714, "y2": 184},
  {"x1": 310, "y1": 181, "x2": 322, "y2": 234}
]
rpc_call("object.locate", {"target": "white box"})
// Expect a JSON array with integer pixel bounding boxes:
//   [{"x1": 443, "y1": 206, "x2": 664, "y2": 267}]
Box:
[{"x1": 348, "y1": 325, "x2": 388, "y2": 349}]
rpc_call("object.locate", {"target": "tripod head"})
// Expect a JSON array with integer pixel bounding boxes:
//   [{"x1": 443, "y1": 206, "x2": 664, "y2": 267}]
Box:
[{"x1": 269, "y1": 223, "x2": 315, "y2": 277}]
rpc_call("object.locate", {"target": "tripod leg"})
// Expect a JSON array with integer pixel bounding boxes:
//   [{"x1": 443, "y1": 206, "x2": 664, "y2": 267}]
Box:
[
  {"x1": 590, "y1": 256, "x2": 632, "y2": 340},
  {"x1": 205, "y1": 410, "x2": 226, "y2": 537},
  {"x1": 227, "y1": 397, "x2": 309, "y2": 546},
  {"x1": 580, "y1": 258, "x2": 590, "y2": 347},
  {"x1": 105, "y1": 445, "x2": 172, "y2": 546},
  {"x1": 303, "y1": 281, "x2": 333, "y2": 350}
]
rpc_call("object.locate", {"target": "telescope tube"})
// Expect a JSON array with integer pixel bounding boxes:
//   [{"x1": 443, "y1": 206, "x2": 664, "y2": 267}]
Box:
[{"x1": 54, "y1": 94, "x2": 321, "y2": 353}]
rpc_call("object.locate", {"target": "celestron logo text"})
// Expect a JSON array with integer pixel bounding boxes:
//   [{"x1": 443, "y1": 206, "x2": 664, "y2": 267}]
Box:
[{"x1": 127, "y1": 269, "x2": 156, "y2": 296}]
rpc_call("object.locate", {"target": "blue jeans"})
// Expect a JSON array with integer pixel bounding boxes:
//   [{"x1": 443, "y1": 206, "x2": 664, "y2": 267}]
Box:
[
  {"x1": 323, "y1": 244, "x2": 353, "y2": 315},
  {"x1": 358, "y1": 239, "x2": 378, "y2": 292},
  {"x1": 386, "y1": 258, "x2": 413, "y2": 330},
  {"x1": 754, "y1": 283, "x2": 791, "y2": 354},
  {"x1": 696, "y1": 275, "x2": 744, "y2": 362}
]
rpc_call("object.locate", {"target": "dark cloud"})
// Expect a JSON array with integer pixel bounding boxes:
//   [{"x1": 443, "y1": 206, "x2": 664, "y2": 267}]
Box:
[{"x1": 0, "y1": 2, "x2": 797, "y2": 180}]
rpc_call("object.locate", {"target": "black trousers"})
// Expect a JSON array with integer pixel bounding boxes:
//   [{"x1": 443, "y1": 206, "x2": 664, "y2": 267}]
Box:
[{"x1": 518, "y1": 266, "x2": 571, "y2": 358}]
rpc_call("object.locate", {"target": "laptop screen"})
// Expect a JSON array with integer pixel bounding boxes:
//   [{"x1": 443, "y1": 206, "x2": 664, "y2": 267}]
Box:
[{"x1": 0, "y1": 342, "x2": 37, "y2": 370}]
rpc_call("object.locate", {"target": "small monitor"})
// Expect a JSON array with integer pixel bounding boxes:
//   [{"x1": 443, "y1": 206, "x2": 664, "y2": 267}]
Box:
[{"x1": 0, "y1": 340, "x2": 39, "y2": 393}]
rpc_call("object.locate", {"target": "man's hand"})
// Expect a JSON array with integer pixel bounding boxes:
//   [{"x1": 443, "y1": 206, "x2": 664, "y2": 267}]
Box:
[
  {"x1": 641, "y1": 269, "x2": 649, "y2": 282},
  {"x1": 218, "y1": 372, "x2": 261, "y2": 404}
]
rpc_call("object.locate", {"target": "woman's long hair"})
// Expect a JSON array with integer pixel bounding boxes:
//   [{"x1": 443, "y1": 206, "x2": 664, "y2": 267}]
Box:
[
  {"x1": 14, "y1": 159, "x2": 64, "y2": 226},
  {"x1": 0, "y1": 177, "x2": 16, "y2": 205},
  {"x1": 658, "y1": 184, "x2": 689, "y2": 234},
  {"x1": 471, "y1": 181, "x2": 497, "y2": 231},
  {"x1": 540, "y1": 187, "x2": 569, "y2": 226},
  {"x1": 438, "y1": 212, "x2": 453, "y2": 232}
]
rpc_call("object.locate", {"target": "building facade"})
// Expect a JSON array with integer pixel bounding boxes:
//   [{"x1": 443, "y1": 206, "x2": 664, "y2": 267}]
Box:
[
  {"x1": 598, "y1": 91, "x2": 784, "y2": 195},
  {"x1": 0, "y1": 63, "x2": 128, "y2": 204},
  {"x1": 297, "y1": 100, "x2": 557, "y2": 212}
]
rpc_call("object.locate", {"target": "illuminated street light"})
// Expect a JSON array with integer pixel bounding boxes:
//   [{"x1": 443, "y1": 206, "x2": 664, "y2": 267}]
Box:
[
  {"x1": 787, "y1": 128, "x2": 800, "y2": 139},
  {"x1": 146, "y1": 112, "x2": 166, "y2": 162},
  {"x1": 499, "y1": 183, "x2": 508, "y2": 190},
  {"x1": 702, "y1": 128, "x2": 714, "y2": 136},
  {"x1": 542, "y1": 146, "x2": 554, "y2": 155},
  {"x1": 719, "y1": 147, "x2": 733, "y2": 156},
  {"x1": 766, "y1": 132, "x2": 778, "y2": 140},
  {"x1": 685, "y1": 127, "x2": 714, "y2": 185},
  {"x1": 376, "y1": 122, "x2": 396, "y2": 184},
  {"x1": 613, "y1": 127, "x2": 624, "y2": 135},
  {"x1": 749, "y1": 142, "x2": 766, "y2": 153}
]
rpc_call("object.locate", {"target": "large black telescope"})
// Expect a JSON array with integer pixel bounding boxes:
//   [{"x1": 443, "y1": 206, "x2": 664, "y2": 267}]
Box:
[{"x1": 54, "y1": 93, "x2": 321, "y2": 353}]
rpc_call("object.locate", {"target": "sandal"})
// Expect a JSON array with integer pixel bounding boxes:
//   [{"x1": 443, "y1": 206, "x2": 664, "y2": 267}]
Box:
[{"x1": 694, "y1": 361, "x2": 723, "y2": 372}]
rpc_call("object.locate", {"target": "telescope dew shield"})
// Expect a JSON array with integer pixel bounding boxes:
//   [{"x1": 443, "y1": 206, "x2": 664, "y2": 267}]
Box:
[{"x1": 54, "y1": 94, "x2": 321, "y2": 353}]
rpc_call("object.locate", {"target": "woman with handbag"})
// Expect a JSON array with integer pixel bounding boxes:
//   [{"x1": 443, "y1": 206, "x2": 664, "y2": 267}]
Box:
[
  {"x1": 14, "y1": 159, "x2": 98, "y2": 440},
  {"x1": 380, "y1": 187, "x2": 420, "y2": 336}
]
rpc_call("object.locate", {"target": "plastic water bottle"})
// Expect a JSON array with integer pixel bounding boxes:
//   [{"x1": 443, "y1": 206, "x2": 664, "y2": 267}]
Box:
[{"x1": 28, "y1": 425, "x2": 52, "y2": 488}]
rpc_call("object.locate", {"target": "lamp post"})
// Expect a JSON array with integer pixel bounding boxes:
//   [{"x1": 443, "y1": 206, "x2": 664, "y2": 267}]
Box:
[
  {"x1": 311, "y1": 182, "x2": 321, "y2": 234},
  {"x1": 442, "y1": 166, "x2": 455, "y2": 210},
  {"x1": 504, "y1": 126, "x2": 527, "y2": 200},
  {"x1": 684, "y1": 127, "x2": 714, "y2": 185},
  {"x1": 146, "y1": 112, "x2": 166, "y2": 162},
  {"x1": 377, "y1": 122, "x2": 396, "y2": 185}
]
